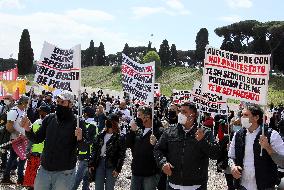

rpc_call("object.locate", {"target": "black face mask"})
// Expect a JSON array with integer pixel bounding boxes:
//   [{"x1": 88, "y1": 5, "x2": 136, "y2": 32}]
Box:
[
  {"x1": 56, "y1": 105, "x2": 72, "y2": 121},
  {"x1": 136, "y1": 118, "x2": 144, "y2": 129},
  {"x1": 169, "y1": 111, "x2": 177, "y2": 118}
]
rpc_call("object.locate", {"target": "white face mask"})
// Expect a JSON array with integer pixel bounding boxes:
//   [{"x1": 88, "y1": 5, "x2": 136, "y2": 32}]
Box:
[
  {"x1": 241, "y1": 117, "x2": 252, "y2": 129},
  {"x1": 4, "y1": 100, "x2": 11, "y2": 105},
  {"x1": 178, "y1": 113, "x2": 187, "y2": 125}
]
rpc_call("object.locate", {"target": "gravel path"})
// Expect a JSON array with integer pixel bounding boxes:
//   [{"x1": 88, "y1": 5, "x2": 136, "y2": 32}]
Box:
[{"x1": 0, "y1": 149, "x2": 227, "y2": 190}]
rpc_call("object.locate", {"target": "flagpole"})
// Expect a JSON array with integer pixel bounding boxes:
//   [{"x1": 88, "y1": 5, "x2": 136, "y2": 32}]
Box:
[
  {"x1": 152, "y1": 71, "x2": 155, "y2": 135},
  {"x1": 226, "y1": 102, "x2": 230, "y2": 142},
  {"x1": 77, "y1": 44, "x2": 82, "y2": 128},
  {"x1": 260, "y1": 105, "x2": 267, "y2": 156}
]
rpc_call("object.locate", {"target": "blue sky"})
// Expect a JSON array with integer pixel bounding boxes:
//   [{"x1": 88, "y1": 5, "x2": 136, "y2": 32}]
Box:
[{"x1": 0, "y1": 0, "x2": 283, "y2": 59}]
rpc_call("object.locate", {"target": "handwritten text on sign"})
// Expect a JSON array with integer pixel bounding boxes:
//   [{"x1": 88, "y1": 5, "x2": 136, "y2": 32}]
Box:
[
  {"x1": 201, "y1": 46, "x2": 269, "y2": 105},
  {"x1": 191, "y1": 81, "x2": 227, "y2": 115},
  {"x1": 122, "y1": 54, "x2": 155, "y2": 103},
  {"x1": 172, "y1": 90, "x2": 191, "y2": 104},
  {"x1": 34, "y1": 42, "x2": 80, "y2": 92}
]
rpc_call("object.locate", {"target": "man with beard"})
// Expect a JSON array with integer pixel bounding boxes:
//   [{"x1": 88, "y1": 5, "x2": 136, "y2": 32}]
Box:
[{"x1": 21, "y1": 90, "x2": 86, "y2": 190}]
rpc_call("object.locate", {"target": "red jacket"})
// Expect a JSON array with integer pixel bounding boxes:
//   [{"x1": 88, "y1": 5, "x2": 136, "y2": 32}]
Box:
[{"x1": 203, "y1": 117, "x2": 214, "y2": 128}]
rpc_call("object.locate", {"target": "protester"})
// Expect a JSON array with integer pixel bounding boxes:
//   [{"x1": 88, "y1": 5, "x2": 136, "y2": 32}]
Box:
[
  {"x1": 72, "y1": 107, "x2": 97, "y2": 190},
  {"x1": 117, "y1": 100, "x2": 131, "y2": 123},
  {"x1": 0, "y1": 94, "x2": 16, "y2": 171},
  {"x1": 154, "y1": 102, "x2": 220, "y2": 190},
  {"x1": 202, "y1": 112, "x2": 214, "y2": 129},
  {"x1": 96, "y1": 105, "x2": 106, "y2": 132},
  {"x1": 89, "y1": 113, "x2": 126, "y2": 190},
  {"x1": 126, "y1": 107, "x2": 160, "y2": 190},
  {"x1": 42, "y1": 92, "x2": 56, "y2": 113},
  {"x1": 1, "y1": 95, "x2": 29, "y2": 185},
  {"x1": 23, "y1": 104, "x2": 50, "y2": 189},
  {"x1": 228, "y1": 104, "x2": 284, "y2": 189},
  {"x1": 167, "y1": 104, "x2": 178, "y2": 125},
  {"x1": 21, "y1": 90, "x2": 86, "y2": 190}
]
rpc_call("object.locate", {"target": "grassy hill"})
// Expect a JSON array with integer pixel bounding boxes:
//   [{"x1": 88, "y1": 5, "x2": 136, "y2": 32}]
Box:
[{"x1": 23, "y1": 66, "x2": 284, "y2": 105}]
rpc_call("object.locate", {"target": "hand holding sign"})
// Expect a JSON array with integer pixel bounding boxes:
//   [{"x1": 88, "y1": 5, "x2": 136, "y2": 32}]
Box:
[
  {"x1": 195, "y1": 128, "x2": 205, "y2": 141},
  {"x1": 21, "y1": 115, "x2": 31, "y2": 132},
  {"x1": 75, "y1": 127, "x2": 82, "y2": 141},
  {"x1": 150, "y1": 134, "x2": 157, "y2": 145}
]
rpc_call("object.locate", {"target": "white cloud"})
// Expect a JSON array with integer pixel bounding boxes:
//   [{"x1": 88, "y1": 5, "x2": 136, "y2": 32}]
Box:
[
  {"x1": 66, "y1": 9, "x2": 115, "y2": 22},
  {"x1": 0, "y1": 0, "x2": 24, "y2": 9},
  {"x1": 165, "y1": 0, "x2": 190, "y2": 15},
  {"x1": 225, "y1": 0, "x2": 253, "y2": 8},
  {"x1": 132, "y1": 0, "x2": 190, "y2": 19},
  {"x1": 218, "y1": 15, "x2": 241, "y2": 22},
  {"x1": 0, "y1": 10, "x2": 135, "y2": 59},
  {"x1": 132, "y1": 6, "x2": 166, "y2": 19},
  {"x1": 166, "y1": 0, "x2": 184, "y2": 10}
]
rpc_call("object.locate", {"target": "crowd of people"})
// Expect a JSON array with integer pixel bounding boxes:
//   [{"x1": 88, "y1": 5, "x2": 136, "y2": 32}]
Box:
[{"x1": 0, "y1": 89, "x2": 283, "y2": 190}]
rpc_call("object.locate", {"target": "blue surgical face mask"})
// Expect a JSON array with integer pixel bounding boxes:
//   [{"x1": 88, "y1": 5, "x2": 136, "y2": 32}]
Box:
[{"x1": 233, "y1": 125, "x2": 242, "y2": 132}]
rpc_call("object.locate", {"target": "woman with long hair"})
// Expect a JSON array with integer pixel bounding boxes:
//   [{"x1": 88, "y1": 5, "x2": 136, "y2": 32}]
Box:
[{"x1": 89, "y1": 114, "x2": 126, "y2": 190}]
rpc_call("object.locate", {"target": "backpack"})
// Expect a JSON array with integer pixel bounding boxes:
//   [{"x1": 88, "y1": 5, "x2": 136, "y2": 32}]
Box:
[{"x1": 0, "y1": 108, "x2": 19, "y2": 147}]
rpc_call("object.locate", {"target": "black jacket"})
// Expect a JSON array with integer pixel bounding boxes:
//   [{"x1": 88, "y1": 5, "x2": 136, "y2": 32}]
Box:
[
  {"x1": 154, "y1": 123, "x2": 220, "y2": 186},
  {"x1": 89, "y1": 131, "x2": 126, "y2": 173},
  {"x1": 126, "y1": 128, "x2": 160, "y2": 176},
  {"x1": 77, "y1": 121, "x2": 97, "y2": 160},
  {"x1": 26, "y1": 113, "x2": 87, "y2": 171}
]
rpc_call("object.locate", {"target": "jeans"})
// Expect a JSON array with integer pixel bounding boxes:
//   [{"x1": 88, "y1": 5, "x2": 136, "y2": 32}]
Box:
[
  {"x1": 130, "y1": 174, "x2": 160, "y2": 190},
  {"x1": 95, "y1": 158, "x2": 117, "y2": 190},
  {"x1": 34, "y1": 166, "x2": 75, "y2": 190},
  {"x1": 72, "y1": 160, "x2": 90, "y2": 190},
  {"x1": 3, "y1": 147, "x2": 26, "y2": 182}
]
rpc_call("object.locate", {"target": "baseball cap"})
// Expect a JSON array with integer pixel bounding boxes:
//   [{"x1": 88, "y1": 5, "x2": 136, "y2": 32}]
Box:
[
  {"x1": 57, "y1": 90, "x2": 74, "y2": 103},
  {"x1": 45, "y1": 92, "x2": 53, "y2": 97},
  {"x1": 83, "y1": 107, "x2": 96, "y2": 117},
  {"x1": 38, "y1": 105, "x2": 51, "y2": 114}
]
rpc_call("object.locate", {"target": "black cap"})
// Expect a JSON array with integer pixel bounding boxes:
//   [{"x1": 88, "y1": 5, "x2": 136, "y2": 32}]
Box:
[
  {"x1": 83, "y1": 107, "x2": 95, "y2": 117},
  {"x1": 38, "y1": 105, "x2": 51, "y2": 114},
  {"x1": 45, "y1": 92, "x2": 53, "y2": 97},
  {"x1": 106, "y1": 113, "x2": 119, "y2": 123}
]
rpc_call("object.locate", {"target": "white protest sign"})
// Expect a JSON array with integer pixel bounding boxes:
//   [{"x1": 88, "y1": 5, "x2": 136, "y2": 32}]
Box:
[
  {"x1": 201, "y1": 46, "x2": 270, "y2": 105},
  {"x1": 34, "y1": 41, "x2": 81, "y2": 93},
  {"x1": 191, "y1": 81, "x2": 228, "y2": 115},
  {"x1": 172, "y1": 90, "x2": 191, "y2": 104},
  {"x1": 121, "y1": 54, "x2": 155, "y2": 103}
]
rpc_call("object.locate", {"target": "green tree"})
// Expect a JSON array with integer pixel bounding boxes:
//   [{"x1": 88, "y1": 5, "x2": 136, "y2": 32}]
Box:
[
  {"x1": 170, "y1": 44, "x2": 178, "y2": 66},
  {"x1": 122, "y1": 43, "x2": 130, "y2": 56},
  {"x1": 143, "y1": 51, "x2": 162, "y2": 78},
  {"x1": 84, "y1": 40, "x2": 96, "y2": 67},
  {"x1": 18, "y1": 29, "x2": 34, "y2": 74},
  {"x1": 159, "y1": 39, "x2": 170, "y2": 67},
  {"x1": 147, "y1": 41, "x2": 152, "y2": 52},
  {"x1": 195, "y1": 28, "x2": 209, "y2": 63},
  {"x1": 96, "y1": 42, "x2": 106, "y2": 66},
  {"x1": 272, "y1": 34, "x2": 284, "y2": 72}
]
